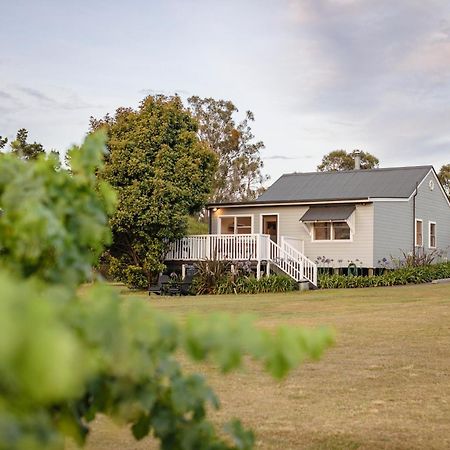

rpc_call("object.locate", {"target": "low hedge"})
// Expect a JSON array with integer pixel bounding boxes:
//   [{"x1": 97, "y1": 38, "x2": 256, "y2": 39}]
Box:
[
  {"x1": 318, "y1": 262, "x2": 450, "y2": 289},
  {"x1": 193, "y1": 274, "x2": 299, "y2": 295},
  {"x1": 215, "y1": 274, "x2": 298, "y2": 295}
]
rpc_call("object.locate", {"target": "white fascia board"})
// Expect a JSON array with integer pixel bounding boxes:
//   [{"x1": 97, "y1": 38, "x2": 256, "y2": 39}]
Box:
[
  {"x1": 369, "y1": 198, "x2": 409, "y2": 202},
  {"x1": 210, "y1": 199, "x2": 371, "y2": 208}
]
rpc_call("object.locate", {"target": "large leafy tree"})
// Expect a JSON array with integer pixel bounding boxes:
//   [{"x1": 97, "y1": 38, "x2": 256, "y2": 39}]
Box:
[
  {"x1": 438, "y1": 164, "x2": 450, "y2": 197},
  {"x1": 188, "y1": 96, "x2": 268, "y2": 202},
  {"x1": 90, "y1": 95, "x2": 217, "y2": 288},
  {"x1": 0, "y1": 132, "x2": 333, "y2": 449},
  {"x1": 0, "y1": 136, "x2": 7, "y2": 150},
  {"x1": 9, "y1": 128, "x2": 46, "y2": 160},
  {"x1": 317, "y1": 149, "x2": 379, "y2": 172}
]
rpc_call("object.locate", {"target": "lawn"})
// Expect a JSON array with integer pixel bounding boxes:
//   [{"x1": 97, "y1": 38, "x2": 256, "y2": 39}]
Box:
[{"x1": 70, "y1": 283, "x2": 450, "y2": 450}]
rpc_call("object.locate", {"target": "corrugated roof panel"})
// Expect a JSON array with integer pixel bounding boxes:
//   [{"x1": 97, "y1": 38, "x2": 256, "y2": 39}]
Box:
[{"x1": 257, "y1": 166, "x2": 432, "y2": 203}]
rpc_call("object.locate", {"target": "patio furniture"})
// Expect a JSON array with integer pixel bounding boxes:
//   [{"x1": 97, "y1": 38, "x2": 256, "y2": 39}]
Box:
[
  {"x1": 148, "y1": 274, "x2": 170, "y2": 296},
  {"x1": 167, "y1": 272, "x2": 195, "y2": 296}
]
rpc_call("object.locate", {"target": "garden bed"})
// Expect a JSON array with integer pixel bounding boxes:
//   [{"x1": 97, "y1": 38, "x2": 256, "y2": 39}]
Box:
[{"x1": 318, "y1": 262, "x2": 450, "y2": 289}]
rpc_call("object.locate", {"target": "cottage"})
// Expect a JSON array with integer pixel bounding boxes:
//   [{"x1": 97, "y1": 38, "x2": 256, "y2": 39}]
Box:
[{"x1": 166, "y1": 162, "x2": 450, "y2": 288}]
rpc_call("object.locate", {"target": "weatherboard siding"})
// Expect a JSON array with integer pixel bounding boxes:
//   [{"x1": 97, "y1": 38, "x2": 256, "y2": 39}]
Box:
[
  {"x1": 373, "y1": 201, "x2": 413, "y2": 267},
  {"x1": 415, "y1": 171, "x2": 450, "y2": 259},
  {"x1": 211, "y1": 204, "x2": 374, "y2": 267},
  {"x1": 373, "y1": 170, "x2": 450, "y2": 266}
]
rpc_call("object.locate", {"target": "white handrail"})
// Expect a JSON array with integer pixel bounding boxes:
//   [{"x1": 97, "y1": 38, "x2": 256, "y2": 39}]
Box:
[
  {"x1": 165, "y1": 233, "x2": 317, "y2": 287},
  {"x1": 281, "y1": 240, "x2": 317, "y2": 286}
]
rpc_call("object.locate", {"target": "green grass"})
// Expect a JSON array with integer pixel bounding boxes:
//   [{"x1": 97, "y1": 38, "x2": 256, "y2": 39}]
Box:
[{"x1": 70, "y1": 283, "x2": 450, "y2": 449}]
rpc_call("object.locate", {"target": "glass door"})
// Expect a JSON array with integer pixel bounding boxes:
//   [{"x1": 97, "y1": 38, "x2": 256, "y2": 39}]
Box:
[{"x1": 262, "y1": 215, "x2": 278, "y2": 243}]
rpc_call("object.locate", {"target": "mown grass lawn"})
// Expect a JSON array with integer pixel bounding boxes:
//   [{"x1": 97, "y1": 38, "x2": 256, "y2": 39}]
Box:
[{"x1": 70, "y1": 283, "x2": 450, "y2": 450}]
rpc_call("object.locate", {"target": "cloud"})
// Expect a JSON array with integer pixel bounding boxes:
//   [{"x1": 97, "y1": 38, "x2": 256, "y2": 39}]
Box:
[
  {"x1": 265, "y1": 154, "x2": 299, "y2": 160},
  {"x1": 284, "y1": 0, "x2": 450, "y2": 113},
  {"x1": 0, "y1": 90, "x2": 15, "y2": 101},
  {"x1": 9, "y1": 85, "x2": 97, "y2": 111},
  {"x1": 139, "y1": 88, "x2": 190, "y2": 97},
  {"x1": 274, "y1": 0, "x2": 450, "y2": 169},
  {"x1": 18, "y1": 87, "x2": 57, "y2": 106}
]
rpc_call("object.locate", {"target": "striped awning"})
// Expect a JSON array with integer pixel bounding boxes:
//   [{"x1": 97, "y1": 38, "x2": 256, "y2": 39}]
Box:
[{"x1": 300, "y1": 205, "x2": 355, "y2": 222}]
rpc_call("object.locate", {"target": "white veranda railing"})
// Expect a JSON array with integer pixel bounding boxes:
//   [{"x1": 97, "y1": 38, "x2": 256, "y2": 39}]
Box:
[
  {"x1": 165, "y1": 234, "x2": 270, "y2": 262},
  {"x1": 165, "y1": 234, "x2": 317, "y2": 286}
]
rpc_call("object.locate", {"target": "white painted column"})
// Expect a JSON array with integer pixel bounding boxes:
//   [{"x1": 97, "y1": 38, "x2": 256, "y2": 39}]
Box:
[{"x1": 256, "y1": 262, "x2": 261, "y2": 279}]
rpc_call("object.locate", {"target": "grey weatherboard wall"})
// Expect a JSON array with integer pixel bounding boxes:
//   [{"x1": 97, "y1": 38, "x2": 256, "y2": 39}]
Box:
[{"x1": 373, "y1": 169, "x2": 450, "y2": 266}]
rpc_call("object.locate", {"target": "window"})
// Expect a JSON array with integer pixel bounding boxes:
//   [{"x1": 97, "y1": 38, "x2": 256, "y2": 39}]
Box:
[
  {"x1": 236, "y1": 216, "x2": 252, "y2": 234},
  {"x1": 313, "y1": 221, "x2": 351, "y2": 241},
  {"x1": 219, "y1": 216, "x2": 252, "y2": 234},
  {"x1": 429, "y1": 222, "x2": 436, "y2": 248},
  {"x1": 333, "y1": 221, "x2": 351, "y2": 240},
  {"x1": 415, "y1": 219, "x2": 423, "y2": 247},
  {"x1": 314, "y1": 222, "x2": 331, "y2": 240}
]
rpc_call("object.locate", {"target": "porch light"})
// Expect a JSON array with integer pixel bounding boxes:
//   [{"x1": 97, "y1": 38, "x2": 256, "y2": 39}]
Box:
[{"x1": 212, "y1": 207, "x2": 218, "y2": 212}]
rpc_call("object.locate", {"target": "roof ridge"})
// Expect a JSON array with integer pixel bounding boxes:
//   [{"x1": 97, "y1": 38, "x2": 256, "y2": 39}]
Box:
[{"x1": 280, "y1": 165, "x2": 433, "y2": 177}]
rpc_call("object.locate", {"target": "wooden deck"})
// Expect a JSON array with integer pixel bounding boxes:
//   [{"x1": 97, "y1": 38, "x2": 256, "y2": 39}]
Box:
[{"x1": 165, "y1": 234, "x2": 317, "y2": 286}]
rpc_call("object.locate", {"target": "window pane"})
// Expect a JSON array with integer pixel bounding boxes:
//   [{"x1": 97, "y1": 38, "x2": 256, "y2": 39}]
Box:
[
  {"x1": 333, "y1": 222, "x2": 351, "y2": 240},
  {"x1": 236, "y1": 216, "x2": 252, "y2": 234},
  {"x1": 430, "y1": 223, "x2": 436, "y2": 247},
  {"x1": 220, "y1": 217, "x2": 235, "y2": 234},
  {"x1": 416, "y1": 220, "x2": 423, "y2": 246},
  {"x1": 314, "y1": 222, "x2": 331, "y2": 240}
]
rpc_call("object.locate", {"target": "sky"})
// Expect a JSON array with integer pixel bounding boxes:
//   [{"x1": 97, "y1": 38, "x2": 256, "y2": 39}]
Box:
[{"x1": 1, "y1": 0, "x2": 450, "y2": 182}]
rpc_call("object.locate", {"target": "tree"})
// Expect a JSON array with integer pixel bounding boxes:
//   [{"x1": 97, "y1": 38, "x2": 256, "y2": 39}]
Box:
[
  {"x1": 188, "y1": 96, "x2": 268, "y2": 202},
  {"x1": 317, "y1": 149, "x2": 379, "y2": 172},
  {"x1": 9, "y1": 128, "x2": 46, "y2": 160},
  {"x1": 438, "y1": 164, "x2": 450, "y2": 197},
  {"x1": 0, "y1": 135, "x2": 7, "y2": 150},
  {"x1": 90, "y1": 95, "x2": 217, "y2": 289},
  {"x1": 0, "y1": 132, "x2": 333, "y2": 449}
]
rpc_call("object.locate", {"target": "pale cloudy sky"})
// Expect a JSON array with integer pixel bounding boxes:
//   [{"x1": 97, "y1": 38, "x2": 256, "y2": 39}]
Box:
[{"x1": 1, "y1": 0, "x2": 450, "y2": 182}]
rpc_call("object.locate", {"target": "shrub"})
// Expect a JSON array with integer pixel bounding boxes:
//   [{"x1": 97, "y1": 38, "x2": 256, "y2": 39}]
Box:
[
  {"x1": 318, "y1": 262, "x2": 450, "y2": 289},
  {"x1": 194, "y1": 274, "x2": 299, "y2": 295},
  {"x1": 193, "y1": 258, "x2": 231, "y2": 294}
]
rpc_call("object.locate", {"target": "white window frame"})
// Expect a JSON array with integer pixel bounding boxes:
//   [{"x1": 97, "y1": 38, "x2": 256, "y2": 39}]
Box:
[
  {"x1": 311, "y1": 221, "x2": 353, "y2": 242},
  {"x1": 217, "y1": 214, "x2": 254, "y2": 235},
  {"x1": 415, "y1": 219, "x2": 423, "y2": 247},
  {"x1": 428, "y1": 221, "x2": 436, "y2": 249}
]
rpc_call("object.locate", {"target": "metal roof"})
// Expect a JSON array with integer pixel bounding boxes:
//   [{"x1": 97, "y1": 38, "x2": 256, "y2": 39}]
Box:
[
  {"x1": 256, "y1": 166, "x2": 432, "y2": 203},
  {"x1": 300, "y1": 205, "x2": 355, "y2": 222}
]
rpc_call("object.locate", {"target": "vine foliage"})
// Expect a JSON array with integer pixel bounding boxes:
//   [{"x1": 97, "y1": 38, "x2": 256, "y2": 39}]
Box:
[{"x1": 0, "y1": 132, "x2": 333, "y2": 450}]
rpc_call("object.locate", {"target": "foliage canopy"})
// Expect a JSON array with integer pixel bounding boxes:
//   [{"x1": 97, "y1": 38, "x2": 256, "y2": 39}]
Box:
[
  {"x1": 90, "y1": 95, "x2": 217, "y2": 288},
  {"x1": 317, "y1": 149, "x2": 379, "y2": 172},
  {"x1": 9, "y1": 128, "x2": 46, "y2": 160},
  {"x1": 438, "y1": 164, "x2": 450, "y2": 197},
  {"x1": 0, "y1": 131, "x2": 333, "y2": 449},
  {"x1": 188, "y1": 96, "x2": 268, "y2": 202}
]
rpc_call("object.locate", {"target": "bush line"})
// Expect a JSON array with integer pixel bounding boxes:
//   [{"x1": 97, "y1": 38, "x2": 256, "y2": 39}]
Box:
[{"x1": 318, "y1": 262, "x2": 450, "y2": 289}]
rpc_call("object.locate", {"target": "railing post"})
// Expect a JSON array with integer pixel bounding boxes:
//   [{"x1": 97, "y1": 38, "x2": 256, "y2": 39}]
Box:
[
  {"x1": 256, "y1": 234, "x2": 260, "y2": 262},
  {"x1": 206, "y1": 235, "x2": 211, "y2": 260}
]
